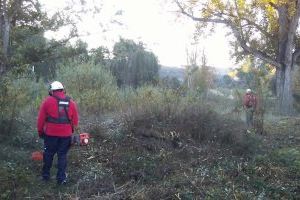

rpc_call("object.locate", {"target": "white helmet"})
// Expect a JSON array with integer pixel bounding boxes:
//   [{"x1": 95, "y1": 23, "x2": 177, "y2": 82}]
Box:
[
  {"x1": 49, "y1": 81, "x2": 64, "y2": 91},
  {"x1": 246, "y1": 88, "x2": 251, "y2": 93}
]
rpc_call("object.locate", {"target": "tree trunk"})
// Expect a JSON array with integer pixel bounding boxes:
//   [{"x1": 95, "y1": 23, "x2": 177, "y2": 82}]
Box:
[
  {"x1": 277, "y1": 64, "x2": 293, "y2": 115},
  {"x1": 276, "y1": 4, "x2": 296, "y2": 115},
  {"x1": 0, "y1": 0, "x2": 10, "y2": 75},
  {"x1": 276, "y1": 69, "x2": 283, "y2": 98},
  {"x1": 3, "y1": 12, "x2": 9, "y2": 57}
]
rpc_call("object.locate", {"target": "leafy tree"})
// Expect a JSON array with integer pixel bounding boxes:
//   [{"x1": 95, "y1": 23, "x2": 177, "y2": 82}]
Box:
[
  {"x1": 32, "y1": 39, "x2": 90, "y2": 81},
  {"x1": 0, "y1": 0, "x2": 88, "y2": 78},
  {"x1": 159, "y1": 76, "x2": 181, "y2": 90},
  {"x1": 11, "y1": 27, "x2": 91, "y2": 81},
  {"x1": 184, "y1": 48, "x2": 199, "y2": 89},
  {"x1": 185, "y1": 49, "x2": 215, "y2": 96},
  {"x1": 176, "y1": 0, "x2": 300, "y2": 114},
  {"x1": 110, "y1": 38, "x2": 160, "y2": 88},
  {"x1": 57, "y1": 61, "x2": 119, "y2": 113},
  {"x1": 89, "y1": 46, "x2": 110, "y2": 66},
  {"x1": 236, "y1": 57, "x2": 256, "y2": 88},
  {"x1": 197, "y1": 52, "x2": 215, "y2": 96},
  {"x1": 218, "y1": 74, "x2": 235, "y2": 88},
  {"x1": 0, "y1": 0, "x2": 47, "y2": 74}
]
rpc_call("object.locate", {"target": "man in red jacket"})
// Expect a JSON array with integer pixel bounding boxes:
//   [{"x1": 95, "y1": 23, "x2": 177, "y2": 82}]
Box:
[
  {"x1": 37, "y1": 81, "x2": 79, "y2": 185},
  {"x1": 243, "y1": 88, "x2": 257, "y2": 133}
]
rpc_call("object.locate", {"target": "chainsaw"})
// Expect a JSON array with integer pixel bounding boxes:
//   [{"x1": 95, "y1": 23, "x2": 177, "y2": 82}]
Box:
[
  {"x1": 71, "y1": 132, "x2": 90, "y2": 146},
  {"x1": 31, "y1": 132, "x2": 91, "y2": 161}
]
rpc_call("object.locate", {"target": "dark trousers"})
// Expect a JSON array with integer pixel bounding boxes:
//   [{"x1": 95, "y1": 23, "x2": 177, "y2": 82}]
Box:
[
  {"x1": 245, "y1": 107, "x2": 254, "y2": 129},
  {"x1": 42, "y1": 135, "x2": 71, "y2": 183}
]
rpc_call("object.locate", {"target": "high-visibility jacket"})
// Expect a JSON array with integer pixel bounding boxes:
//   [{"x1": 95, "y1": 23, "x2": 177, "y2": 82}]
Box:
[{"x1": 37, "y1": 91, "x2": 79, "y2": 137}]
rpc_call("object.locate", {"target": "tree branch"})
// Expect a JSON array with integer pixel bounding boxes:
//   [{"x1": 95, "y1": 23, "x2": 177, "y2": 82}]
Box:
[
  {"x1": 175, "y1": 0, "x2": 228, "y2": 24},
  {"x1": 229, "y1": 24, "x2": 280, "y2": 68},
  {"x1": 220, "y1": 10, "x2": 275, "y2": 40},
  {"x1": 176, "y1": 0, "x2": 281, "y2": 68},
  {"x1": 269, "y1": 2, "x2": 278, "y2": 10},
  {"x1": 240, "y1": 17, "x2": 274, "y2": 39}
]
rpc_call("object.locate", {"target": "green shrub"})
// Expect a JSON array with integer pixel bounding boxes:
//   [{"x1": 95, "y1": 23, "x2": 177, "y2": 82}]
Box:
[
  {"x1": 120, "y1": 86, "x2": 182, "y2": 121},
  {"x1": 57, "y1": 62, "x2": 119, "y2": 114},
  {"x1": 0, "y1": 75, "x2": 44, "y2": 138},
  {"x1": 120, "y1": 86, "x2": 259, "y2": 156}
]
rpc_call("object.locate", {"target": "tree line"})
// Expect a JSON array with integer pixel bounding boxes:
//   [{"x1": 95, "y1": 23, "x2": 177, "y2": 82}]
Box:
[{"x1": 0, "y1": 0, "x2": 160, "y2": 88}]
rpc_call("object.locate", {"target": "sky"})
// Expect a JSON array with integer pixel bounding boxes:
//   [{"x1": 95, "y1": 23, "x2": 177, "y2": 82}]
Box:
[{"x1": 40, "y1": 0, "x2": 236, "y2": 71}]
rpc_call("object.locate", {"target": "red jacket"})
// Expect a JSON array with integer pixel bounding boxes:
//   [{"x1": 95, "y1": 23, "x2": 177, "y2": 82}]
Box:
[
  {"x1": 37, "y1": 91, "x2": 79, "y2": 137},
  {"x1": 243, "y1": 93, "x2": 257, "y2": 108}
]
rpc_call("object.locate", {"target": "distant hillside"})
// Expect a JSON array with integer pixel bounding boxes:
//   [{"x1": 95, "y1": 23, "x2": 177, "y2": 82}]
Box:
[
  {"x1": 159, "y1": 66, "x2": 185, "y2": 82},
  {"x1": 159, "y1": 66, "x2": 229, "y2": 83},
  {"x1": 215, "y1": 67, "x2": 229, "y2": 76}
]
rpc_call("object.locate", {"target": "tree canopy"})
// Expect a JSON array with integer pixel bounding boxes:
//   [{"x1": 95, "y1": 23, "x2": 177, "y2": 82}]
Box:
[
  {"x1": 176, "y1": 0, "x2": 300, "y2": 114},
  {"x1": 110, "y1": 38, "x2": 160, "y2": 88}
]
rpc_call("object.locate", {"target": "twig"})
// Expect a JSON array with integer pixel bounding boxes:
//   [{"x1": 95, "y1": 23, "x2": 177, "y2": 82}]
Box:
[{"x1": 131, "y1": 188, "x2": 145, "y2": 199}]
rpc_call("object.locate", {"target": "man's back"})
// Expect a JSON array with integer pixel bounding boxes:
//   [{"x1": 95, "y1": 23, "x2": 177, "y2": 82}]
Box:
[
  {"x1": 37, "y1": 91, "x2": 78, "y2": 137},
  {"x1": 243, "y1": 93, "x2": 257, "y2": 108}
]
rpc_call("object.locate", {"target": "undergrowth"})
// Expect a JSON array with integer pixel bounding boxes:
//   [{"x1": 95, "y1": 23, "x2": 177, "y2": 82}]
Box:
[{"x1": 0, "y1": 71, "x2": 299, "y2": 199}]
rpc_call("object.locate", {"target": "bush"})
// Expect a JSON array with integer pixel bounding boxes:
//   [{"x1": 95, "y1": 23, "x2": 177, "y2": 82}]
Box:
[
  {"x1": 57, "y1": 62, "x2": 119, "y2": 114},
  {"x1": 120, "y1": 86, "x2": 182, "y2": 121},
  {"x1": 0, "y1": 74, "x2": 44, "y2": 138},
  {"x1": 120, "y1": 86, "x2": 259, "y2": 156}
]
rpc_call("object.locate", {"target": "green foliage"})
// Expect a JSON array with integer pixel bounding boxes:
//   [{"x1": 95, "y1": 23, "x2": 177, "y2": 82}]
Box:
[
  {"x1": 159, "y1": 76, "x2": 181, "y2": 90},
  {"x1": 120, "y1": 86, "x2": 182, "y2": 121},
  {"x1": 57, "y1": 61, "x2": 119, "y2": 114},
  {"x1": 237, "y1": 146, "x2": 300, "y2": 199},
  {"x1": 0, "y1": 0, "x2": 57, "y2": 74},
  {"x1": 0, "y1": 74, "x2": 44, "y2": 138},
  {"x1": 271, "y1": 147, "x2": 300, "y2": 173},
  {"x1": 0, "y1": 164, "x2": 32, "y2": 200},
  {"x1": 121, "y1": 86, "x2": 258, "y2": 156},
  {"x1": 110, "y1": 38, "x2": 160, "y2": 88},
  {"x1": 217, "y1": 74, "x2": 236, "y2": 88},
  {"x1": 89, "y1": 46, "x2": 110, "y2": 66},
  {"x1": 28, "y1": 39, "x2": 92, "y2": 81},
  {"x1": 196, "y1": 64, "x2": 215, "y2": 95},
  {"x1": 0, "y1": 0, "x2": 91, "y2": 80},
  {"x1": 178, "y1": 0, "x2": 300, "y2": 114},
  {"x1": 185, "y1": 50, "x2": 215, "y2": 97},
  {"x1": 0, "y1": 72, "x2": 298, "y2": 199}
]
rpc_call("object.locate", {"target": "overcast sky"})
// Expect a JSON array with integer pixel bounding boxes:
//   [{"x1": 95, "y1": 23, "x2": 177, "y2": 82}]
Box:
[{"x1": 41, "y1": 0, "x2": 236, "y2": 70}]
